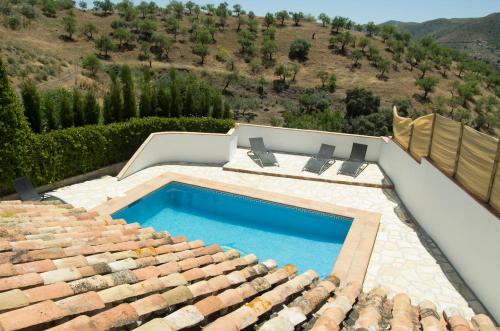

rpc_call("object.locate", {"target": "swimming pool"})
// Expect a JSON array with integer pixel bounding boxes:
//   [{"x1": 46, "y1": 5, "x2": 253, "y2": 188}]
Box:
[{"x1": 113, "y1": 182, "x2": 352, "y2": 277}]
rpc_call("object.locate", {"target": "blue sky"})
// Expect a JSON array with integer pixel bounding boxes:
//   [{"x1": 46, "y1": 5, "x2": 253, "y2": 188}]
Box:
[{"x1": 178, "y1": 0, "x2": 499, "y2": 24}]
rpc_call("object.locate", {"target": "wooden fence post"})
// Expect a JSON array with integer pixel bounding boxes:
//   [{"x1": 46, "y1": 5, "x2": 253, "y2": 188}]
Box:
[
  {"x1": 453, "y1": 123, "x2": 465, "y2": 178},
  {"x1": 407, "y1": 124, "x2": 415, "y2": 153},
  {"x1": 486, "y1": 139, "x2": 500, "y2": 203},
  {"x1": 427, "y1": 113, "x2": 437, "y2": 159}
]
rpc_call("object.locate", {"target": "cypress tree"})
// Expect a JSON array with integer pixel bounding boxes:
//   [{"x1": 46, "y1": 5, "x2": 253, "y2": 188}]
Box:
[
  {"x1": 139, "y1": 68, "x2": 152, "y2": 117},
  {"x1": 156, "y1": 85, "x2": 171, "y2": 117},
  {"x1": 212, "y1": 93, "x2": 223, "y2": 118},
  {"x1": 83, "y1": 91, "x2": 100, "y2": 124},
  {"x1": 73, "y1": 89, "x2": 85, "y2": 126},
  {"x1": 21, "y1": 80, "x2": 42, "y2": 133},
  {"x1": 0, "y1": 56, "x2": 31, "y2": 193},
  {"x1": 103, "y1": 93, "x2": 112, "y2": 123},
  {"x1": 44, "y1": 95, "x2": 58, "y2": 131},
  {"x1": 103, "y1": 77, "x2": 122, "y2": 124},
  {"x1": 169, "y1": 71, "x2": 182, "y2": 117},
  {"x1": 121, "y1": 64, "x2": 136, "y2": 119},
  {"x1": 59, "y1": 91, "x2": 74, "y2": 128},
  {"x1": 110, "y1": 77, "x2": 123, "y2": 123},
  {"x1": 150, "y1": 85, "x2": 158, "y2": 116},
  {"x1": 183, "y1": 85, "x2": 193, "y2": 116}
]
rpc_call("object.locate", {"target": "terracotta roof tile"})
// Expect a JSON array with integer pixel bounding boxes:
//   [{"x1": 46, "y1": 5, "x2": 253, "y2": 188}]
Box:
[{"x1": 0, "y1": 201, "x2": 496, "y2": 331}]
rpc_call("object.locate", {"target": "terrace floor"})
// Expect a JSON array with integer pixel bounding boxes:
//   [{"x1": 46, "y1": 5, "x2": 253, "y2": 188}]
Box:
[
  {"x1": 224, "y1": 148, "x2": 392, "y2": 188},
  {"x1": 49, "y1": 158, "x2": 487, "y2": 319}
]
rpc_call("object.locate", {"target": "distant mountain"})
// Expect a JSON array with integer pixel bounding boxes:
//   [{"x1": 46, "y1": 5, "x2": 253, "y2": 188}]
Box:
[{"x1": 383, "y1": 13, "x2": 500, "y2": 68}]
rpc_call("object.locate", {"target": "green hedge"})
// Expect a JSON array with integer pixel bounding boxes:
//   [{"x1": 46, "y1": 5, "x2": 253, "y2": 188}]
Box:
[{"x1": 1, "y1": 117, "x2": 234, "y2": 196}]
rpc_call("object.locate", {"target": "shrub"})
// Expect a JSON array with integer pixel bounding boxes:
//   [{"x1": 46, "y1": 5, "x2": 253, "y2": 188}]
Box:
[
  {"x1": 348, "y1": 108, "x2": 393, "y2": 136},
  {"x1": 298, "y1": 90, "x2": 331, "y2": 113},
  {"x1": 1, "y1": 117, "x2": 234, "y2": 195},
  {"x1": 345, "y1": 88, "x2": 380, "y2": 118},
  {"x1": 283, "y1": 110, "x2": 345, "y2": 132},
  {"x1": 289, "y1": 39, "x2": 311, "y2": 61}
]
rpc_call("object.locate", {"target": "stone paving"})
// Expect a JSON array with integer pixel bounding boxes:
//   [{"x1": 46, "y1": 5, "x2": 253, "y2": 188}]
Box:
[
  {"x1": 224, "y1": 148, "x2": 392, "y2": 187},
  {"x1": 50, "y1": 160, "x2": 487, "y2": 319}
]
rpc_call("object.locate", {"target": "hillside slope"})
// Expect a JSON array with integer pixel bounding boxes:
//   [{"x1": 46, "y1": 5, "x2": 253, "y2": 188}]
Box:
[
  {"x1": 1, "y1": 6, "x2": 498, "y2": 128},
  {"x1": 385, "y1": 13, "x2": 500, "y2": 68}
]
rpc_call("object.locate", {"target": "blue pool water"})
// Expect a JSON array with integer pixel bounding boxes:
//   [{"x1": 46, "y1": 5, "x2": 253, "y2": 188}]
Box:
[{"x1": 113, "y1": 182, "x2": 352, "y2": 277}]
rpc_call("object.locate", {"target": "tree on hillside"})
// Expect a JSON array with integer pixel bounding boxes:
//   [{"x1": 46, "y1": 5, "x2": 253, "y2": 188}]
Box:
[
  {"x1": 350, "y1": 49, "x2": 363, "y2": 69},
  {"x1": 318, "y1": 13, "x2": 330, "y2": 27},
  {"x1": 274, "y1": 64, "x2": 290, "y2": 84},
  {"x1": 152, "y1": 33, "x2": 172, "y2": 60},
  {"x1": 289, "y1": 39, "x2": 311, "y2": 61},
  {"x1": 139, "y1": 42, "x2": 152, "y2": 67},
  {"x1": 275, "y1": 10, "x2": 289, "y2": 26},
  {"x1": 358, "y1": 37, "x2": 370, "y2": 53},
  {"x1": 290, "y1": 63, "x2": 300, "y2": 82},
  {"x1": 236, "y1": 15, "x2": 247, "y2": 32},
  {"x1": 376, "y1": 57, "x2": 391, "y2": 80},
  {"x1": 327, "y1": 74, "x2": 337, "y2": 92},
  {"x1": 238, "y1": 30, "x2": 256, "y2": 55},
  {"x1": 264, "y1": 13, "x2": 275, "y2": 29},
  {"x1": 317, "y1": 70, "x2": 329, "y2": 88},
  {"x1": 330, "y1": 16, "x2": 347, "y2": 33},
  {"x1": 415, "y1": 76, "x2": 438, "y2": 100},
  {"x1": 166, "y1": 16, "x2": 181, "y2": 40},
  {"x1": 21, "y1": 80, "x2": 42, "y2": 133},
  {"x1": 170, "y1": 0, "x2": 184, "y2": 19},
  {"x1": 381, "y1": 24, "x2": 396, "y2": 42},
  {"x1": 435, "y1": 55, "x2": 452, "y2": 78},
  {"x1": 113, "y1": 28, "x2": 133, "y2": 49},
  {"x1": 95, "y1": 35, "x2": 115, "y2": 58},
  {"x1": 82, "y1": 54, "x2": 102, "y2": 77},
  {"x1": 185, "y1": 1, "x2": 194, "y2": 15},
  {"x1": 137, "y1": 1, "x2": 149, "y2": 18},
  {"x1": 223, "y1": 71, "x2": 240, "y2": 93},
  {"x1": 233, "y1": 4, "x2": 242, "y2": 17},
  {"x1": 334, "y1": 31, "x2": 355, "y2": 54},
  {"x1": 417, "y1": 61, "x2": 431, "y2": 78},
  {"x1": 261, "y1": 37, "x2": 278, "y2": 63},
  {"x1": 216, "y1": 3, "x2": 229, "y2": 31},
  {"x1": 345, "y1": 88, "x2": 380, "y2": 118},
  {"x1": 93, "y1": 0, "x2": 114, "y2": 15},
  {"x1": 291, "y1": 12, "x2": 304, "y2": 26},
  {"x1": 365, "y1": 21, "x2": 379, "y2": 37},
  {"x1": 62, "y1": 11, "x2": 77, "y2": 40},
  {"x1": 82, "y1": 22, "x2": 97, "y2": 40},
  {"x1": 121, "y1": 64, "x2": 136, "y2": 119},
  {"x1": 192, "y1": 26, "x2": 211, "y2": 65}
]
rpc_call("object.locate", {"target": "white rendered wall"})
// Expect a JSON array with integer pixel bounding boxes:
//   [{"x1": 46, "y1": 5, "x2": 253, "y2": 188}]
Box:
[
  {"x1": 236, "y1": 124, "x2": 383, "y2": 162},
  {"x1": 379, "y1": 139, "x2": 500, "y2": 321},
  {"x1": 117, "y1": 129, "x2": 237, "y2": 179}
]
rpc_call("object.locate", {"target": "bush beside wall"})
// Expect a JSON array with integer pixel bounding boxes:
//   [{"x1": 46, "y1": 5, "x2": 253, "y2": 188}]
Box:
[{"x1": 1, "y1": 117, "x2": 234, "y2": 196}]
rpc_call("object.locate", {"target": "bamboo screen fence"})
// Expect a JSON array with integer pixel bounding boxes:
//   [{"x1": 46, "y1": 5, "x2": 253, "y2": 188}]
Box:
[{"x1": 392, "y1": 107, "x2": 500, "y2": 213}]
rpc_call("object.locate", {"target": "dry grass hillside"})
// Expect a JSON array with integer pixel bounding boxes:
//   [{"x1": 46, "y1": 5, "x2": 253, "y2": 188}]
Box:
[{"x1": 1, "y1": 5, "x2": 498, "y2": 125}]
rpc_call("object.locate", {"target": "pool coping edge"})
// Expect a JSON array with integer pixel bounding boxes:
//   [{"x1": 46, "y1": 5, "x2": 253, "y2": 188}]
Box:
[{"x1": 91, "y1": 172, "x2": 380, "y2": 286}]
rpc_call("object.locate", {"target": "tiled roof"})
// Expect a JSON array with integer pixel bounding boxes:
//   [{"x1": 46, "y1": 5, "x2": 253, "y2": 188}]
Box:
[{"x1": 0, "y1": 201, "x2": 496, "y2": 331}]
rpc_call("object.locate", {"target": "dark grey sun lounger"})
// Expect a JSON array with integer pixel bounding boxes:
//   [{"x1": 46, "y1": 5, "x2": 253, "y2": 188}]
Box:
[
  {"x1": 337, "y1": 143, "x2": 368, "y2": 178},
  {"x1": 303, "y1": 144, "x2": 336, "y2": 175},
  {"x1": 12, "y1": 176, "x2": 62, "y2": 202},
  {"x1": 248, "y1": 137, "x2": 279, "y2": 167}
]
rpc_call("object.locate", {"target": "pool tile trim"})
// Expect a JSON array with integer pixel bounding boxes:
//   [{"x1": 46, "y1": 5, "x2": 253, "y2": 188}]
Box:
[{"x1": 92, "y1": 172, "x2": 380, "y2": 286}]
